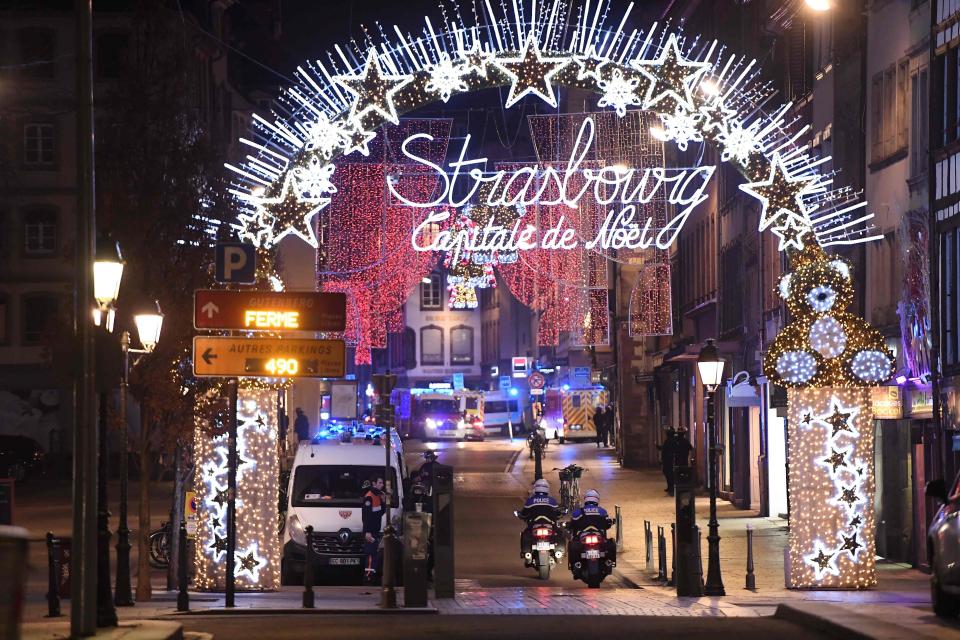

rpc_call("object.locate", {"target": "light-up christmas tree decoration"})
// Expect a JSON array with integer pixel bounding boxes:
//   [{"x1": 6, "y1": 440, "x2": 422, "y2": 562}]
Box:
[{"x1": 193, "y1": 385, "x2": 281, "y2": 591}]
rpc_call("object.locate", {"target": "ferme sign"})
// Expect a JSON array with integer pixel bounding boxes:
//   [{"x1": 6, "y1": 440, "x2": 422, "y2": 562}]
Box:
[{"x1": 194, "y1": 290, "x2": 346, "y2": 332}]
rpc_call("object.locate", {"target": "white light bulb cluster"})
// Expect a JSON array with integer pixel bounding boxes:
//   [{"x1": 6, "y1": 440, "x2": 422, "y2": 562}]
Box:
[
  {"x1": 806, "y1": 285, "x2": 837, "y2": 312},
  {"x1": 776, "y1": 351, "x2": 818, "y2": 384},
  {"x1": 809, "y1": 316, "x2": 847, "y2": 358},
  {"x1": 788, "y1": 388, "x2": 876, "y2": 589},
  {"x1": 850, "y1": 350, "x2": 894, "y2": 384}
]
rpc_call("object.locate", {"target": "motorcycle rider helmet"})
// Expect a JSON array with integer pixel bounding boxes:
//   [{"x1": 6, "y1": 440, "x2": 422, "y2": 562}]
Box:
[
  {"x1": 532, "y1": 479, "x2": 550, "y2": 494},
  {"x1": 423, "y1": 450, "x2": 438, "y2": 461},
  {"x1": 583, "y1": 489, "x2": 600, "y2": 505}
]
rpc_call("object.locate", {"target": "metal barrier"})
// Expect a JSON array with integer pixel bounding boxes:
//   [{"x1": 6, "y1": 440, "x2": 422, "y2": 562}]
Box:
[
  {"x1": 615, "y1": 505, "x2": 624, "y2": 553},
  {"x1": 45, "y1": 532, "x2": 61, "y2": 618},
  {"x1": 656, "y1": 525, "x2": 667, "y2": 582},
  {"x1": 745, "y1": 524, "x2": 756, "y2": 591},
  {"x1": 644, "y1": 520, "x2": 653, "y2": 570},
  {"x1": 303, "y1": 526, "x2": 315, "y2": 608},
  {"x1": 177, "y1": 522, "x2": 189, "y2": 612},
  {"x1": 668, "y1": 523, "x2": 676, "y2": 586},
  {"x1": 695, "y1": 525, "x2": 704, "y2": 587}
]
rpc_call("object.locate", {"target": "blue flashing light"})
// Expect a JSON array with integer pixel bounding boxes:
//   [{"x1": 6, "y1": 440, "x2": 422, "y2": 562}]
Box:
[
  {"x1": 509, "y1": 387, "x2": 519, "y2": 397},
  {"x1": 562, "y1": 384, "x2": 570, "y2": 391}
]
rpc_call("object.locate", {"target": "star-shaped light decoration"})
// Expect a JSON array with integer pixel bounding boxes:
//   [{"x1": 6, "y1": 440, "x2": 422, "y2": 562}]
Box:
[
  {"x1": 849, "y1": 515, "x2": 863, "y2": 528},
  {"x1": 805, "y1": 543, "x2": 840, "y2": 580},
  {"x1": 837, "y1": 486, "x2": 859, "y2": 508},
  {"x1": 631, "y1": 33, "x2": 710, "y2": 112},
  {"x1": 212, "y1": 488, "x2": 230, "y2": 507},
  {"x1": 425, "y1": 51, "x2": 469, "y2": 102},
  {"x1": 698, "y1": 98, "x2": 737, "y2": 134},
  {"x1": 572, "y1": 46, "x2": 608, "y2": 84},
  {"x1": 247, "y1": 171, "x2": 328, "y2": 248},
  {"x1": 239, "y1": 552, "x2": 260, "y2": 572},
  {"x1": 739, "y1": 153, "x2": 817, "y2": 234},
  {"x1": 236, "y1": 209, "x2": 277, "y2": 249},
  {"x1": 823, "y1": 449, "x2": 848, "y2": 474},
  {"x1": 800, "y1": 412, "x2": 813, "y2": 426},
  {"x1": 825, "y1": 404, "x2": 854, "y2": 437},
  {"x1": 255, "y1": 414, "x2": 266, "y2": 428},
  {"x1": 772, "y1": 214, "x2": 812, "y2": 252},
  {"x1": 840, "y1": 532, "x2": 863, "y2": 557},
  {"x1": 494, "y1": 35, "x2": 570, "y2": 108},
  {"x1": 211, "y1": 516, "x2": 222, "y2": 530},
  {"x1": 334, "y1": 49, "x2": 413, "y2": 125},
  {"x1": 209, "y1": 534, "x2": 228, "y2": 554},
  {"x1": 597, "y1": 68, "x2": 643, "y2": 117},
  {"x1": 459, "y1": 41, "x2": 495, "y2": 78},
  {"x1": 342, "y1": 120, "x2": 377, "y2": 157}
]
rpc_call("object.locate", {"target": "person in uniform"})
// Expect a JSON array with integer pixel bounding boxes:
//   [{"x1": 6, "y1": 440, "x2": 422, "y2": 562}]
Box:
[{"x1": 361, "y1": 476, "x2": 386, "y2": 584}]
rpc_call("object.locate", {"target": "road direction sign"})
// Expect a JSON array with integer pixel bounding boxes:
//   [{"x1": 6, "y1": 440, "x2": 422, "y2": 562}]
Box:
[
  {"x1": 215, "y1": 243, "x2": 256, "y2": 284},
  {"x1": 194, "y1": 290, "x2": 346, "y2": 332},
  {"x1": 192, "y1": 336, "x2": 346, "y2": 378}
]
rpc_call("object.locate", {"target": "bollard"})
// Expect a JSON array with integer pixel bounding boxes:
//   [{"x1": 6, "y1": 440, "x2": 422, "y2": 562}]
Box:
[
  {"x1": 696, "y1": 525, "x2": 704, "y2": 588},
  {"x1": 303, "y1": 526, "x2": 315, "y2": 608},
  {"x1": 669, "y1": 523, "x2": 676, "y2": 587},
  {"x1": 380, "y1": 526, "x2": 400, "y2": 609},
  {"x1": 615, "y1": 505, "x2": 624, "y2": 553},
  {"x1": 644, "y1": 520, "x2": 653, "y2": 570},
  {"x1": 656, "y1": 526, "x2": 667, "y2": 582},
  {"x1": 177, "y1": 522, "x2": 189, "y2": 612},
  {"x1": 46, "y1": 533, "x2": 61, "y2": 618},
  {"x1": 745, "y1": 524, "x2": 756, "y2": 591}
]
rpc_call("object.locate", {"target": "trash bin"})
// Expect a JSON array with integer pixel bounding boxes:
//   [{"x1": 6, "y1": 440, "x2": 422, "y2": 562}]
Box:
[
  {"x1": 402, "y1": 512, "x2": 431, "y2": 608},
  {"x1": 0, "y1": 525, "x2": 29, "y2": 640}
]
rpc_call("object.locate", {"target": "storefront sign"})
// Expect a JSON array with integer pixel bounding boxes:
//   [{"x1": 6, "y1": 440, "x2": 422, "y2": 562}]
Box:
[{"x1": 870, "y1": 386, "x2": 902, "y2": 420}]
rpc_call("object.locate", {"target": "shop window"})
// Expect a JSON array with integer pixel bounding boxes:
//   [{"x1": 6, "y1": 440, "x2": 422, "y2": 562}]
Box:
[
  {"x1": 450, "y1": 325, "x2": 473, "y2": 365},
  {"x1": 420, "y1": 325, "x2": 443, "y2": 365},
  {"x1": 870, "y1": 57, "x2": 909, "y2": 166}
]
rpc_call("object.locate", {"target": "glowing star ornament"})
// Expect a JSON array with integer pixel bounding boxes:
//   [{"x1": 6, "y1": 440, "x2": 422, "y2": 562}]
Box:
[
  {"x1": 840, "y1": 532, "x2": 863, "y2": 557},
  {"x1": 459, "y1": 41, "x2": 495, "y2": 78},
  {"x1": 572, "y1": 46, "x2": 608, "y2": 84},
  {"x1": 739, "y1": 153, "x2": 817, "y2": 235},
  {"x1": 631, "y1": 33, "x2": 710, "y2": 112},
  {"x1": 247, "y1": 172, "x2": 327, "y2": 248},
  {"x1": 698, "y1": 98, "x2": 737, "y2": 134},
  {"x1": 822, "y1": 448, "x2": 848, "y2": 474},
  {"x1": 597, "y1": 68, "x2": 643, "y2": 117},
  {"x1": 342, "y1": 121, "x2": 377, "y2": 157},
  {"x1": 806, "y1": 544, "x2": 840, "y2": 580},
  {"x1": 426, "y1": 51, "x2": 469, "y2": 102},
  {"x1": 334, "y1": 49, "x2": 413, "y2": 125},
  {"x1": 773, "y1": 214, "x2": 813, "y2": 252},
  {"x1": 825, "y1": 404, "x2": 854, "y2": 436},
  {"x1": 494, "y1": 35, "x2": 570, "y2": 108}
]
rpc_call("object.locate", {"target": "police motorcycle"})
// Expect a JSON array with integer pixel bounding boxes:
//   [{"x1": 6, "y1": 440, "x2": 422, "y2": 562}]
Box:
[
  {"x1": 565, "y1": 489, "x2": 617, "y2": 588},
  {"x1": 514, "y1": 479, "x2": 565, "y2": 580}
]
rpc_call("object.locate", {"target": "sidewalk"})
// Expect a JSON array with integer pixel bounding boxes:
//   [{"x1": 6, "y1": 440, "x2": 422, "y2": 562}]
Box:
[{"x1": 513, "y1": 440, "x2": 960, "y2": 637}]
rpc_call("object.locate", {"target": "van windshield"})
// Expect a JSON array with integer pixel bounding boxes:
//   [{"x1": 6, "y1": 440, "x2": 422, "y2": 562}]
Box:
[
  {"x1": 485, "y1": 400, "x2": 518, "y2": 413},
  {"x1": 292, "y1": 465, "x2": 398, "y2": 507},
  {"x1": 417, "y1": 399, "x2": 457, "y2": 414}
]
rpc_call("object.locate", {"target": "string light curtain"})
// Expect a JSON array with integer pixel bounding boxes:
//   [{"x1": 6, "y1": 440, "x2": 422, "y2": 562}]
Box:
[{"x1": 193, "y1": 385, "x2": 281, "y2": 591}]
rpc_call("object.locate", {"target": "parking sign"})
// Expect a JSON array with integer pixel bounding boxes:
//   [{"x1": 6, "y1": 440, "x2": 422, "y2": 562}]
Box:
[{"x1": 215, "y1": 242, "x2": 256, "y2": 284}]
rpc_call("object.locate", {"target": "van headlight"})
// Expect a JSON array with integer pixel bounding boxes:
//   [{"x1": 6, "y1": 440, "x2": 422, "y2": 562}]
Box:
[
  {"x1": 426, "y1": 418, "x2": 437, "y2": 429},
  {"x1": 288, "y1": 513, "x2": 306, "y2": 545}
]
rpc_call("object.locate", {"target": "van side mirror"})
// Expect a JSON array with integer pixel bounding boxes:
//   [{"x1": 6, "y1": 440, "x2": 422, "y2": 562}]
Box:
[{"x1": 927, "y1": 479, "x2": 948, "y2": 503}]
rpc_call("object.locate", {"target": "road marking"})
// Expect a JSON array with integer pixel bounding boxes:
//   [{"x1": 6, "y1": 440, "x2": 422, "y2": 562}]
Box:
[{"x1": 504, "y1": 448, "x2": 523, "y2": 474}]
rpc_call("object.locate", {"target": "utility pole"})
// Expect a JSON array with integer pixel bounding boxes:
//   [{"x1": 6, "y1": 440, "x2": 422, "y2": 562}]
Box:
[{"x1": 72, "y1": 0, "x2": 98, "y2": 635}]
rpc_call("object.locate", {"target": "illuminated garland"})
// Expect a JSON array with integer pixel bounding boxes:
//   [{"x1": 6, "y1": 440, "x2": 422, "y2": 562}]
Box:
[{"x1": 193, "y1": 386, "x2": 280, "y2": 591}]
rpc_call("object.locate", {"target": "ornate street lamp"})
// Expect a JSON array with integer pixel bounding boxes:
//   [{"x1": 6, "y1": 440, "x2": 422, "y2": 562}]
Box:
[
  {"x1": 115, "y1": 300, "x2": 163, "y2": 607},
  {"x1": 93, "y1": 239, "x2": 123, "y2": 332},
  {"x1": 697, "y1": 338, "x2": 726, "y2": 596}
]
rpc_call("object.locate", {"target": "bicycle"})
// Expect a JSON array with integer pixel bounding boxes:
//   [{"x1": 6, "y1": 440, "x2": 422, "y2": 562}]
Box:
[
  {"x1": 553, "y1": 464, "x2": 586, "y2": 512},
  {"x1": 149, "y1": 521, "x2": 171, "y2": 569}
]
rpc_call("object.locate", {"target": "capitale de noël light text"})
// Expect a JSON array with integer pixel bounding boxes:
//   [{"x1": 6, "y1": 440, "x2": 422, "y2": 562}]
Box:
[{"x1": 390, "y1": 117, "x2": 715, "y2": 262}]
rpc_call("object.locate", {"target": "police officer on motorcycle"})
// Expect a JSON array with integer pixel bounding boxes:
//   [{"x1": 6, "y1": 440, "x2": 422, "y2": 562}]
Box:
[
  {"x1": 362, "y1": 476, "x2": 386, "y2": 585},
  {"x1": 567, "y1": 489, "x2": 617, "y2": 571},
  {"x1": 516, "y1": 479, "x2": 562, "y2": 562}
]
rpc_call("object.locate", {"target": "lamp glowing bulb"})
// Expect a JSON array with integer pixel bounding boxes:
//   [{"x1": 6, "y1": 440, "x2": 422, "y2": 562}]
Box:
[
  {"x1": 700, "y1": 79, "x2": 720, "y2": 96},
  {"x1": 649, "y1": 126, "x2": 668, "y2": 141},
  {"x1": 805, "y1": 0, "x2": 831, "y2": 11}
]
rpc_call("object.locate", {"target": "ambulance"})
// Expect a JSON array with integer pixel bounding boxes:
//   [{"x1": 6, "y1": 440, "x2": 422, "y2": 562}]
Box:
[{"x1": 542, "y1": 386, "x2": 609, "y2": 443}]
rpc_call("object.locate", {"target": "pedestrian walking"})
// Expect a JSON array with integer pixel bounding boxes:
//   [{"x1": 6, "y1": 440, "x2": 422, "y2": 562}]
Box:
[
  {"x1": 657, "y1": 429, "x2": 677, "y2": 494},
  {"x1": 595, "y1": 406, "x2": 606, "y2": 448},
  {"x1": 294, "y1": 407, "x2": 310, "y2": 441},
  {"x1": 601, "y1": 404, "x2": 613, "y2": 447}
]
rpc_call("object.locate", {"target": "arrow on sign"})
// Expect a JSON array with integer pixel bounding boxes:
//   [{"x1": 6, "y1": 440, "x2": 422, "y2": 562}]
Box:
[
  {"x1": 202, "y1": 348, "x2": 217, "y2": 365},
  {"x1": 201, "y1": 302, "x2": 219, "y2": 319}
]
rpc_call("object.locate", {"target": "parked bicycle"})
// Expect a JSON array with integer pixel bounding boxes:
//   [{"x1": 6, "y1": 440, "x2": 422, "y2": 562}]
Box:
[
  {"x1": 149, "y1": 521, "x2": 171, "y2": 569},
  {"x1": 553, "y1": 464, "x2": 586, "y2": 512}
]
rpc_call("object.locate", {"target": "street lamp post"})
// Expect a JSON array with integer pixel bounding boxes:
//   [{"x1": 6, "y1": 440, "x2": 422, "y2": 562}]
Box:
[
  {"x1": 115, "y1": 301, "x2": 163, "y2": 607},
  {"x1": 697, "y1": 339, "x2": 726, "y2": 597},
  {"x1": 93, "y1": 238, "x2": 123, "y2": 627}
]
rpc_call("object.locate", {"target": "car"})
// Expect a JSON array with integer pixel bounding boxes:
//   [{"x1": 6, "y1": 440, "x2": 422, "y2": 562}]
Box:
[
  {"x1": 0, "y1": 435, "x2": 45, "y2": 481},
  {"x1": 926, "y1": 476, "x2": 960, "y2": 616}
]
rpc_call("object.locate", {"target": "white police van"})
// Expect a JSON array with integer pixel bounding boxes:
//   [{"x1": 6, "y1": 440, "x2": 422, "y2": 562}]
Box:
[{"x1": 281, "y1": 423, "x2": 406, "y2": 584}]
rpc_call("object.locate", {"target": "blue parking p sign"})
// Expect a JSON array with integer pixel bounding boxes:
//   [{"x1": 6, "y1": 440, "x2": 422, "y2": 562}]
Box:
[{"x1": 215, "y1": 243, "x2": 256, "y2": 284}]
